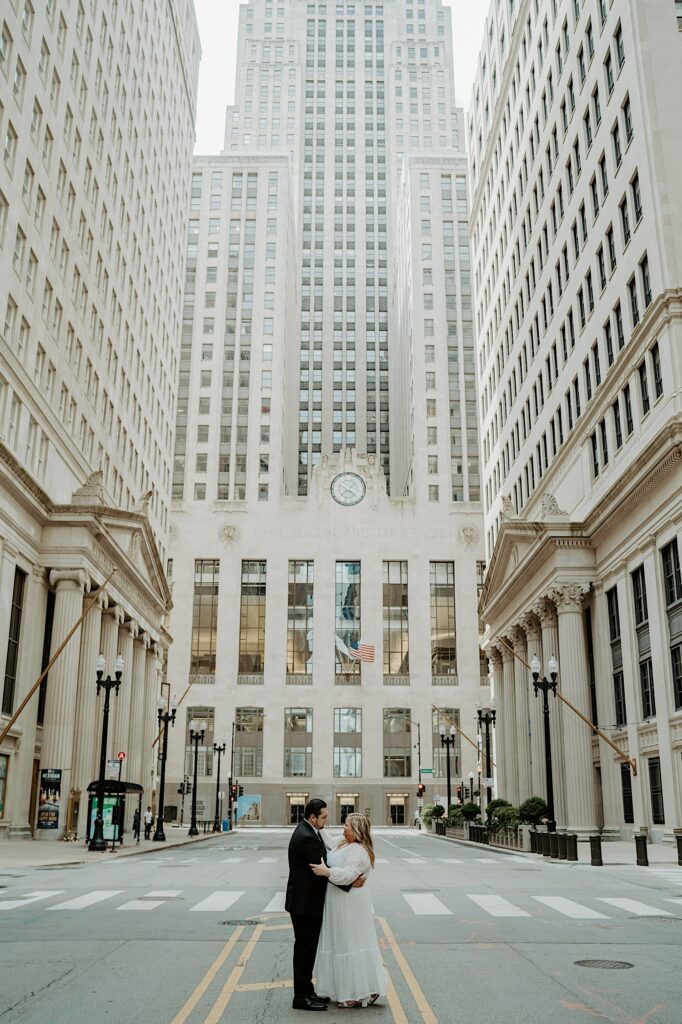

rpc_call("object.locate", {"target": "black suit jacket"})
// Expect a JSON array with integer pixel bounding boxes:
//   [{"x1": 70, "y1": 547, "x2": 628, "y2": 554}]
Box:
[{"x1": 285, "y1": 820, "x2": 350, "y2": 917}]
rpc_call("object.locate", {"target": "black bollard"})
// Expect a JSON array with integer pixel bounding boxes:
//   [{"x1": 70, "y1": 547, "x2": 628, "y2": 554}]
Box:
[
  {"x1": 566, "y1": 833, "x2": 578, "y2": 861},
  {"x1": 557, "y1": 832, "x2": 567, "y2": 860},
  {"x1": 676, "y1": 834, "x2": 682, "y2": 866},
  {"x1": 635, "y1": 833, "x2": 649, "y2": 866},
  {"x1": 549, "y1": 832, "x2": 559, "y2": 859},
  {"x1": 530, "y1": 831, "x2": 537, "y2": 853},
  {"x1": 536, "y1": 830, "x2": 545, "y2": 855},
  {"x1": 589, "y1": 834, "x2": 603, "y2": 866},
  {"x1": 542, "y1": 831, "x2": 551, "y2": 856}
]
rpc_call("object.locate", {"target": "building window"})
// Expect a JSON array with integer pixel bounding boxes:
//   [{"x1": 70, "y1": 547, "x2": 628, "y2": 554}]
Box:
[
  {"x1": 432, "y1": 707, "x2": 460, "y2": 777},
  {"x1": 613, "y1": 671, "x2": 627, "y2": 727},
  {"x1": 430, "y1": 561, "x2": 456, "y2": 678},
  {"x1": 184, "y1": 706, "x2": 215, "y2": 777},
  {"x1": 638, "y1": 360, "x2": 650, "y2": 415},
  {"x1": 2, "y1": 568, "x2": 27, "y2": 715},
  {"x1": 606, "y1": 586, "x2": 621, "y2": 642},
  {"x1": 0, "y1": 752, "x2": 7, "y2": 818},
  {"x1": 383, "y1": 560, "x2": 409, "y2": 676},
  {"x1": 287, "y1": 560, "x2": 313, "y2": 674},
  {"x1": 234, "y1": 746, "x2": 263, "y2": 776},
  {"x1": 190, "y1": 560, "x2": 218, "y2": 678},
  {"x1": 651, "y1": 341, "x2": 662, "y2": 398},
  {"x1": 639, "y1": 658, "x2": 655, "y2": 720},
  {"x1": 631, "y1": 565, "x2": 648, "y2": 625},
  {"x1": 647, "y1": 757, "x2": 664, "y2": 824},
  {"x1": 671, "y1": 644, "x2": 682, "y2": 711},
  {"x1": 284, "y1": 746, "x2": 312, "y2": 777},
  {"x1": 334, "y1": 747, "x2": 362, "y2": 777},
  {"x1": 335, "y1": 561, "x2": 361, "y2": 677},
  {"x1": 239, "y1": 560, "x2": 267, "y2": 673},
  {"x1": 334, "y1": 708, "x2": 362, "y2": 734},
  {"x1": 285, "y1": 707, "x2": 312, "y2": 732},
  {"x1": 620, "y1": 762, "x2": 634, "y2": 823},
  {"x1": 661, "y1": 540, "x2": 682, "y2": 608}
]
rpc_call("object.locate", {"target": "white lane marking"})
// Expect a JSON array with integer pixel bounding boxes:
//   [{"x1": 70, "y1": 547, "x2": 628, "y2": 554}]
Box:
[
  {"x1": 437, "y1": 858, "x2": 463, "y2": 864},
  {"x1": 533, "y1": 896, "x2": 608, "y2": 919},
  {"x1": 221, "y1": 857, "x2": 244, "y2": 864},
  {"x1": 468, "y1": 894, "x2": 530, "y2": 917},
  {"x1": 598, "y1": 897, "x2": 672, "y2": 916},
  {"x1": 49, "y1": 891, "x2": 123, "y2": 911},
  {"x1": 403, "y1": 893, "x2": 452, "y2": 915},
  {"x1": 0, "y1": 891, "x2": 64, "y2": 911},
  {"x1": 189, "y1": 891, "x2": 244, "y2": 912},
  {"x1": 475, "y1": 858, "x2": 500, "y2": 864},
  {"x1": 375, "y1": 858, "x2": 389, "y2": 864},
  {"x1": 263, "y1": 892, "x2": 287, "y2": 912},
  {"x1": 259, "y1": 857, "x2": 277, "y2": 863},
  {"x1": 118, "y1": 889, "x2": 182, "y2": 912},
  {"x1": 403, "y1": 858, "x2": 426, "y2": 864},
  {"x1": 665, "y1": 898, "x2": 682, "y2": 907}
]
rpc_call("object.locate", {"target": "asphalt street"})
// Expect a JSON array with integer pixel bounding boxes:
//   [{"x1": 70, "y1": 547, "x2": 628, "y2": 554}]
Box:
[{"x1": 1, "y1": 828, "x2": 680, "y2": 1024}]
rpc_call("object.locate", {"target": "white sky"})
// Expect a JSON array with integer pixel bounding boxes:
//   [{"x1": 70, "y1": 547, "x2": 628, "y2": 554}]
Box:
[{"x1": 193, "y1": 0, "x2": 489, "y2": 155}]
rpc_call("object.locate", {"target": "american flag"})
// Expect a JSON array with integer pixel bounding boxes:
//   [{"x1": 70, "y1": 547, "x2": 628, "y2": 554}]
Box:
[{"x1": 349, "y1": 640, "x2": 375, "y2": 663}]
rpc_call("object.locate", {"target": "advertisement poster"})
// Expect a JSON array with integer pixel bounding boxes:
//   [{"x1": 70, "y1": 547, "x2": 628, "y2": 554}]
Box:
[
  {"x1": 88, "y1": 796, "x2": 119, "y2": 841},
  {"x1": 37, "y1": 768, "x2": 62, "y2": 829},
  {"x1": 236, "y1": 793, "x2": 261, "y2": 823}
]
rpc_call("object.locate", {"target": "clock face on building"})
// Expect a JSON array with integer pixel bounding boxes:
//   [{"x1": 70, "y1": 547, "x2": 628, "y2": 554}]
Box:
[{"x1": 330, "y1": 472, "x2": 366, "y2": 507}]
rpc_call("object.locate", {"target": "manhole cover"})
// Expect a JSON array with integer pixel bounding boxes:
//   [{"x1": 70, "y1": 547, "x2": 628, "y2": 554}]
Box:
[
  {"x1": 575, "y1": 960, "x2": 634, "y2": 970},
  {"x1": 220, "y1": 919, "x2": 258, "y2": 926}
]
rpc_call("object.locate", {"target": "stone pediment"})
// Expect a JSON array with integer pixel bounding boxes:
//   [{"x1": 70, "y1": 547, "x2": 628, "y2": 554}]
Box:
[
  {"x1": 478, "y1": 520, "x2": 543, "y2": 615},
  {"x1": 93, "y1": 512, "x2": 169, "y2": 607}
]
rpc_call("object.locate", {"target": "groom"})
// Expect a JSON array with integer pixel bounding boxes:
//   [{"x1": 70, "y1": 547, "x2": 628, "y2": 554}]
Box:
[{"x1": 286, "y1": 798, "x2": 361, "y2": 1011}]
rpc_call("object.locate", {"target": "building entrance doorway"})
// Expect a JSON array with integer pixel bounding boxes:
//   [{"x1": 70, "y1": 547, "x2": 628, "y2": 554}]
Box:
[
  {"x1": 288, "y1": 794, "x2": 307, "y2": 824},
  {"x1": 337, "y1": 794, "x2": 357, "y2": 824},
  {"x1": 388, "y1": 796, "x2": 406, "y2": 825}
]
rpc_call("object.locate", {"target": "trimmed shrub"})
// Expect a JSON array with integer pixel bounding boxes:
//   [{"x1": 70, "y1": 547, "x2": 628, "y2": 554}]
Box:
[
  {"x1": 518, "y1": 796, "x2": 548, "y2": 826},
  {"x1": 431, "y1": 803, "x2": 446, "y2": 819},
  {"x1": 460, "y1": 802, "x2": 480, "y2": 822}
]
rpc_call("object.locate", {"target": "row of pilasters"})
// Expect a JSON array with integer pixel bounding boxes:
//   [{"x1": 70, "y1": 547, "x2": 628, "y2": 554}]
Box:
[
  {"x1": 488, "y1": 583, "x2": 598, "y2": 834},
  {"x1": 32, "y1": 571, "x2": 161, "y2": 839}
]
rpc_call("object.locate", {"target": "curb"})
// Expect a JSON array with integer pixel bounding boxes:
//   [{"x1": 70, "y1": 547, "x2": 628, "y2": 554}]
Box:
[
  {"x1": 416, "y1": 829, "x2": 535, "y2": 859},
  {"x1": 3, "y1": 829, "x2": 238, "y2": 870}
]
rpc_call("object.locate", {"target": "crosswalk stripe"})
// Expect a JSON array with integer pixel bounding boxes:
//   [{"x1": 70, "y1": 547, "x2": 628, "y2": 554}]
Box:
[
  {"x1": 49, "y1": 891, "x2": 123, "y2": 911},
  {"x1": 118, "y1": 889, "x2": 182, "y2": 912},
  {"x1": 437, "y1": 858, "x2": 462, "y2": 864},
  {"x1": 259, "y1": 857, "x2": 277, "y2": 863},
  {"x1": 533, "y1": 896, "x2": 607, "y2": 919},
  {"x1": 221, "y1": 857, "x2": 244, "y2": 864},
  {"x1": 402, "y1": 858, "x2": 426, "y2": 864},
  {"x1": 402, "y1": 893, "x2": 452, "y2": 915},
  {"x1": 475, "y1": 858, "x2": 499, "y2": 864},
  {"x1": 263, "y1": 892, "x2": 287, "y2": 912},
  {"x1": 189, "y1": 891, "x2": 244, "y2": 912},
  {"x1": 0, "y1": 891, "x2": 64, "y2": 911},
  {"x1": 468, "y1": 894, "x2": 530, "y2": 917},
  {"x1": 375, "y1": 858, "x2": 389, "y2": 864},
  {"x1": 665, "y1": 898, "x2": 682, "y2": 907},
  {"x1": 598, "y1": 898, "x2": 672, "y2": 916}
]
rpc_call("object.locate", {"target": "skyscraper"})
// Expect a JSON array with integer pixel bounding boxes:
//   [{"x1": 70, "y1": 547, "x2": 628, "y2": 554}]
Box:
[
  {"x1": 166, "y1": 0, "x2": 485, "y2": 828},
  {"x1": 0, "y1": 0, "x2": 200, "y2": 838},
  {"x1": 473, "y1": 0, "x2": 682, "y2": 839}
]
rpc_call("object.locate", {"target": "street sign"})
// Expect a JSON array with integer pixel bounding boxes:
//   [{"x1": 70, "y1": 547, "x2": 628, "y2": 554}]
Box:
[
  {"x1": 117, "y1": 751, "x2": 126, "y2": 760},
  {"x1": 420, "y1": 768, "x2": 433, "y2": 774},
  {"x1": 105, "y1": 758, "x2": 120, "y2": 780},
  {"x1": 483, "y1": 777, "x2": 494, "y2": 787}
]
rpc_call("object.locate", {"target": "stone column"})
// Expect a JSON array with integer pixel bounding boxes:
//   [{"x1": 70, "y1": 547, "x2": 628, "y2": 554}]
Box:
[
  {"x1": 98, "y1": 603, "x2": 125, "y2": 762},
  {"x1": 501, "y1": 641, "x2": 519, "y2": 805},
  {"x1": 7, "y1": 566, "x2": 48, "y2": 837},
  {"x1": 548, "y1": 583, "x2": 598, "y2": 836},
  {"x1": 70, "y1": 588, "x2": 106, "y2": 831},
  {"x1": 534, "y1": 598, "x2": 567, "y2": 828},
  {"x1": 511, "y1": 626, "x2": 532, "y2": 803},
  {"x1": 591, "y1": 583, "x2": 622, "y2": 837},
  {"x1": 489, "y1": 646, "x2": 505, "y2": 798},
  {"x1": 38, "y1": 569, "x2": 89, "y2": 839},
  {"x1": 112, "y1": 618, "x2": 137, "y2": 772},
  {"x1": 521, "y1": 613, "x2": 546, "y2": 800},
  {"x1": 127, "y1": 632, "x2": 150, "y2": 788}
]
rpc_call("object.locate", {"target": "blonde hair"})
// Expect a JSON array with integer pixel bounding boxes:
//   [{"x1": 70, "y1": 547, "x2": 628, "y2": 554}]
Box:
[{"x1": 341, "y1": 813, "x2": 375, "y2": 867}]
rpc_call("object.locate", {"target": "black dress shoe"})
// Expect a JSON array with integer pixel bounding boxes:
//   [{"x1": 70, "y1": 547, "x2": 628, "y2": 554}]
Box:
[
  {"x1": 312, "y1": 993, "x2": 331, "y2": 1004},
  {"x1": 292, "y1": 996, "x2": 328, "y2": 1011}
]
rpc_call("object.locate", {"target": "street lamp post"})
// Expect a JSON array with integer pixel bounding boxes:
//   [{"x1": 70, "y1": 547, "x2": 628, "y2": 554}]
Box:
[
  {"x1": 439, "y1": 725, "x2": 456, "y2": 810},
  {"x1": 476, "y1": 703, "x2": 497, "y2": 807},
  {"x1": 153, "y1": 696, "x2": 177, "y2": 842},
  {"x1": 468, "y1": 770, "x2": 475, "y2": 805},
  {"x1": 188, "y1": 719, "x2": 207, "y2": 836},
  {"x1": 212, "y1": 741, "x2": 226, "y2": 832},
  {"x1": 531, "y1": 654, "x2": 559, "y2": 833},
  {"x1": 88, "y1": 654, "x2": 124, "y2": 852}
]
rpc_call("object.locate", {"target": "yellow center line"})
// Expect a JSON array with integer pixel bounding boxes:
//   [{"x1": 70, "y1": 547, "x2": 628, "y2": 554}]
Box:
[
  {"x1": 386, "y1": 972, "x2": 410, "y2": 1024},
  {"x1": 169, "y1": 925, "x2": 244, "y2": 1024},
  {"x1": 202, "y1": 923, "x2": 266, "y2": 1024},
  {"x1": 378, "y1": 917, "x2": 438, "y2": 1024},
  {"x1": 235, "y1": 980, "x2": 294, "y2": 992}
]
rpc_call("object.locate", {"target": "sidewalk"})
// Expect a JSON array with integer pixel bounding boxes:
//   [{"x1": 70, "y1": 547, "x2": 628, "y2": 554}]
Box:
[
  {"x1": 0, "y1": 826, "x2": 234, "y2": 870},
  {"x1": 420, "y1": 829, "x2": 682, "y2": 867}
]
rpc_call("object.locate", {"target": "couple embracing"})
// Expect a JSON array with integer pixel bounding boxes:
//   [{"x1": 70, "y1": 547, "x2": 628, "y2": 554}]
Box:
[{"x1": 286, "y1": 798, "x2": 387, "y2": 1011}]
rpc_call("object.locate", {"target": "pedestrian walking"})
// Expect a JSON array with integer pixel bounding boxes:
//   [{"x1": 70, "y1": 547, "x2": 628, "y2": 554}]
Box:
[
  {"x1": 143, "y1": 805, "x2": 153, "y2": 840},
  {"x1": 132, "y1": 808, "x2": 141, "y2": 844}
]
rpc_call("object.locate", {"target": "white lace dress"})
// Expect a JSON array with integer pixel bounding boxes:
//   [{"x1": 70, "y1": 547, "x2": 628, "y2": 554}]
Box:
[{"x1": 314, "y1": 839, "x2": 387, "y2": 1003}]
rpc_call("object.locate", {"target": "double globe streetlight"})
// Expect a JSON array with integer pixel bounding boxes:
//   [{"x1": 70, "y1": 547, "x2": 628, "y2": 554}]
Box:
[
  {"x1": 475, "y1": 702, "x2": 496, "y2": 806},
  {"x1": 153, "y1": 695, "x2": 177, "y2": 842},
  {"x1": 212, "y1": 740, "x2": 227, "y2": 833},
  {"x1": 531, "y1": 653, "x2": 559, "y2": 833},
  {"x1": 188, "y1": 719, "x2": 207, "y2": 836},
  {"x1": 89, "y1": 654, "x2": 124, "y2": 852},
  {"x1": 439, "y1": 724, "x2": 457, "y2": 811}
]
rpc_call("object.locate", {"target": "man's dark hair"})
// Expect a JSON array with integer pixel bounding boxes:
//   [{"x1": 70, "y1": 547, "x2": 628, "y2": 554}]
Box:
[{"x1": 305, "y1": 798, "x2": 327, "y2": 820}]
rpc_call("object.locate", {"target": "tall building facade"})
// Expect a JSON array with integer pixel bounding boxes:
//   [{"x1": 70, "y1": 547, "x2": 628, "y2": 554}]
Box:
[
  {"x1": 0, "y1": 0, "x2": 200, "y2": 838},
  {"x1": 472, "y1": 0, "x2": 682, "y2": 839},
  {"x1": 165, "y1": 0, "x2": 486, "y2": 828}
]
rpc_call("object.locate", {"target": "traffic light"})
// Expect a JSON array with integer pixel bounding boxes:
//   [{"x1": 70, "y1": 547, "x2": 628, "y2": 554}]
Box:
[
  {"x1": 238, "y1": 786, "x2": 244, "y2": 797},
  {"x1": 230, "y1": 784, "x2": 237, "y2": 800},
  {"x1": 456, "y1": 786, "x2": 462, "y2": 802},
  {"x1": 416, "y1": 783, "x2": 426, "y2": 798}
]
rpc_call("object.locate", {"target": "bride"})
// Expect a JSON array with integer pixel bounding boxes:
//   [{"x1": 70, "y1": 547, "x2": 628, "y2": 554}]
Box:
[{"x1": 309, "y1": 813, "x2": 387, "y2": 1008}]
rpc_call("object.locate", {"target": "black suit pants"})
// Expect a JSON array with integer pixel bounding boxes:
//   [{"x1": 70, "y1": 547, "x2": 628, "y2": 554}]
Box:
[{"x1": 290, "y1": 912, "x2": 323, "y2": 998}]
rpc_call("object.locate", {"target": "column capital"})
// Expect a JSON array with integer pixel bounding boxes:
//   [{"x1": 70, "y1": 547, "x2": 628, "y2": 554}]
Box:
[
  {"x1": 532, "y1": 597, "x2": 558, "y2": 627},
  {"x1": 518, "y1": 611, "x2": 542, "y2": 641},
  {"x1": 484, "y1": 644, "x2": 503, "y2": 669},
  {"x1": 123, "y1": 618, "x2": 140, "y2": 640},
  {"x1": 509, "y1": 624, "x2": 528, "y2": 654},
  {"x1": 49, "y1": 568, "x2": 90, "y2": 591},
  {"x1": 497, "y1": 636, "x2": 515, "y2": 663},
  {"x1": 104, "y1": 603, "x2": 126, "y2": 626},
  {"x1": 547, "y1": 581, "x2": 591, "y2": 613},
  {"x1": 139, "y1": 631, "x2": 151, "y2": 651}
]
